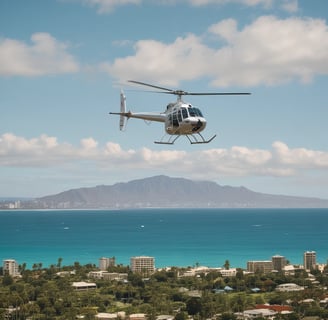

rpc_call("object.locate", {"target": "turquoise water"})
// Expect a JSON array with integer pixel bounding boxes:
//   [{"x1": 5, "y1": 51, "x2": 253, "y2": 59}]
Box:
[{"x1": 1, "y1": 208, "x2": 327, "y2": 269}]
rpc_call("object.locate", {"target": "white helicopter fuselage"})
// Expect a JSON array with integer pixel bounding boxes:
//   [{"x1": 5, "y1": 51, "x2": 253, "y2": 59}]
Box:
[
  {"x1": 121, "y1": 102, "x2": 207, "y2": 135},
  {"x1": 110, "y1": 80, "x2": 250, "y2": 144},
  {"x1": 110, "y1": 89, "x2": 216, "y2": 144},
  {"x1": 164, "y1": 102, "x2": 207, "y2": 135}
]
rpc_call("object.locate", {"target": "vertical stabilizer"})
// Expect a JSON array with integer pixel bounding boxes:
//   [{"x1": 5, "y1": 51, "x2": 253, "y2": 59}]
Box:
[{"x1": 120, "y1": 90, "x2": 126, "y2": 130}]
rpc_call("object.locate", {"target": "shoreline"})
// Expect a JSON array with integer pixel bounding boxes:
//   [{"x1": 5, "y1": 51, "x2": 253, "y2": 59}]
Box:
[{"x1": 2, "y1": 208, "x2": 328, "y2": 271}]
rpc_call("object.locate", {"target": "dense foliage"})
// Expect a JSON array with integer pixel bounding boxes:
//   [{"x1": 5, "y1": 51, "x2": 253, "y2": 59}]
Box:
[{"x1": 1, "y1": 262, "x2": 328, "y2": 319}]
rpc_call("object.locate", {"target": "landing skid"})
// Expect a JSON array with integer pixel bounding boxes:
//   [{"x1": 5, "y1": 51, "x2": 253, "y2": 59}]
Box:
[
  {"x1": 154, "y1": 135, "x2": 180, "y2": 145},
  {"x1": 154, "y1": 133, "x2": 217, "y2": 145},
  {"x1": 187, "y1": 133, "x2": 217, "y2": 144}
]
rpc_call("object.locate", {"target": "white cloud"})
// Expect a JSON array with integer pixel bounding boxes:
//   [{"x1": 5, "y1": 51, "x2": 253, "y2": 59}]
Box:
[
  {"x1": 80, "y1": 138, "x2": 98, "y2": 149},
  {"x1": 82, "y1": 0, "x2": 141, "y2": 13},
  {"x1": 105, "y1": 15, "x2": 328, "y2": 87},
  {"x1": 104, "y1": 35, "x2": 213, "y2": 86},
  {"x1": 0, "y1": 33, "x2": 79, "y2": 76},
  {"x1": 272, "y1": 141, "x2": 328, "y2": 168},
  {"x1": 1, "y1": 133, "x2": 328, "y2": 180}
]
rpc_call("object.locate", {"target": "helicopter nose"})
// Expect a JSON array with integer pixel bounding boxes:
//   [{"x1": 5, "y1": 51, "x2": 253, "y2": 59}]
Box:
[{"x1": 191, "y1": 119, "x2": 206, "y2": 132}]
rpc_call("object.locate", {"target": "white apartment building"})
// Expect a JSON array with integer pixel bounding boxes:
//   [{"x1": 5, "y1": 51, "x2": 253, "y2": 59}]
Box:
[
  {"x1": 72, "y1": 281, "x2": 97, "y2": 290},
  {"x1": 241, "y1": 308, "x2": 277, "y2": 319},
  {"x1": 130, "y1": 256, "x2": 155, "y2": 274},
  {"x1": 272, "y1": 255, "x2": 286, "y2": 271},
  {"x1": 219, "y1": 268, "x2": 237, "y2": 277},
  {"x1": 247, "y1": 261, "x2": 273, "y2": 274},
  {"x1": 2, "y1": 259, "x2": 19, "y2": 276},
  {"x1": 276, "y1": 283, "x2": 305, "y2": 292},
  {"x1": 88, "y1": 271, "x2": 128, "y2": 281},
  {"x1": 303, "y1": 251, "x2": 316, "y2": 271},
  {"x1": 99, "y1": 257, "x2": 116, "y2": 271}
]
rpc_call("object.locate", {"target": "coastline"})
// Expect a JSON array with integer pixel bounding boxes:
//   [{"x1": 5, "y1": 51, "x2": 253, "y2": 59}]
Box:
[{"x1": 1, "y1": 208, "x2": 328, "y2": 269}]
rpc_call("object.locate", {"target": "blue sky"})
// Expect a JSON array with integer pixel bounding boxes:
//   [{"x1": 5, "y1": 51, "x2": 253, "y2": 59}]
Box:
[{"x1": 1, "y1": 0, "x2": 328, "y2": 199}]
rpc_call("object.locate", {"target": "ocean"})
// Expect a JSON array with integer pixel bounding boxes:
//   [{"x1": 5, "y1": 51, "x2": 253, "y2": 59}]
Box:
[{"x1": 1, "y1": 208, "x2": 327, "y2": 269}]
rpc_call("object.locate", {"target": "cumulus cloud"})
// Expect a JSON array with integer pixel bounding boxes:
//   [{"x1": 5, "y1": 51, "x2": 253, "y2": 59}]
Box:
[
  {"x1": 272, "y1": 141, "x2": 328, "y2": 168},
  {"x1": 82, "y1": 0, "x2": 141, "y2": 13},
  {"x1": 211, "y1": 15, "x2": 328, "y2": 86},
  {"x1": 1, "y1": 133, "x2": 328, "y2": 180},
  {"x1": 105, "y1": 15, "x2": 328, "y2": 86},
  {"x1": 0, "y1": 33, "x2": 79, "y2": 76},
  {"x1": 104, "y1": 35, "x2": 213, "y2": 86}
]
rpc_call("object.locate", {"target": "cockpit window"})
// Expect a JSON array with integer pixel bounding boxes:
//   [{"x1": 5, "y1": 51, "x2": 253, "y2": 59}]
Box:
[
  {"x1": 188, "y1": 108, "x2": 196, "y2": 117},
  {"x1": 195, "y1": 108, "x2": 203, "y2": 117},
  {"x1": 188, "y1": 107, "x2": 203, "y2": 117},
  {"x1": 172, "y1": 111, "x2": 179, "y2": 127},
  {"x1": 178, "y1": 110, "x2": 182, "y2": 122},
  {"x1": 181, "y1": 108, "x2": 188, "y2": 119}
]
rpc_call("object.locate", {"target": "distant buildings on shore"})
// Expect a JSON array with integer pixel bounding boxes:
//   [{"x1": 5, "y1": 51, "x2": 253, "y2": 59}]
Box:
[
  {"x1": 2, "y1": 250, "x2": 326, "y2": 278},
  {"x1": 272, "y1": 255, "x2": 287, "y2": 271},
  {"x1": 304, "y1": 250, "x2": 317, "y2": 271},
  {"x1": 88, "y1": 256, "x2": 156, "y2": 281},
  {"x1": 246, "y1": 251, "x2": 321, "y2": 274},
  {"x1": 99, "y1": 257, "x2": 116, "y2": 271},
  {"x1": 247, "y1": 260, "x2": 273, "y2": 274},
  {"x1": 247, "y1": 255, "x2": 287, "y2": 274},
  {"x1": 0, "y1": 200, "x2": 21, "y2": 209},
  {"x1": 98, "y1": 256, "x2": 156, "y2": 275},
  {"x1": 2, "y1": 259, "x2": 20, "y2": 277},
  {"x1": 130, "y1": 256, "x2": 155, "y2": 275}
]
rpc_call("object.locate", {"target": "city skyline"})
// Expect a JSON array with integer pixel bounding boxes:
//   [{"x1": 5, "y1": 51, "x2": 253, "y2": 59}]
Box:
[
  {"x1": 1, "y1": 0, "x2": 328, "y2": 199},
  {"x1": 3, "y1": 250, "x2": 326, "y2": 274}
]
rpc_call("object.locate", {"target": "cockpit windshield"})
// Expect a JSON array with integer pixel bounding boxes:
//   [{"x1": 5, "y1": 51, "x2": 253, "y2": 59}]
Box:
[{"x1": 188, "y1": 107, "x2": 203, "y2": 117}]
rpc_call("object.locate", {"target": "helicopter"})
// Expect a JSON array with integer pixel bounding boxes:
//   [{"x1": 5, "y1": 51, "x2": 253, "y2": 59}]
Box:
[{"x1": 110, "y1": 80, "x2": 251, "y2": 145}]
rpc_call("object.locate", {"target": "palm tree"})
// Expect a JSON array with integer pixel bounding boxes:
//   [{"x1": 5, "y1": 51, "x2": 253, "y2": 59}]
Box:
[
  {"x1": 19, "y1": 262, "x2": 27, "y2": 274},
  {"x1": 57, "y1": 257, "x2": 63, "y2": 270},
  {"x1": 224, "y1": 260, "x2": 230, "y2": 270}
]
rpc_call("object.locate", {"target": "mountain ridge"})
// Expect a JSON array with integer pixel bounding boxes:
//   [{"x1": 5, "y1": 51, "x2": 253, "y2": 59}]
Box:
[{"x1": 33, "y1": 175, "x2": 328, "y2": 209}]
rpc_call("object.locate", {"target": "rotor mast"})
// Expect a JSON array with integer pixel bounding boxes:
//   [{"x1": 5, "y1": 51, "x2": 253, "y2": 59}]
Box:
[{"x1": 175, "y1": 90, "x2": 185, "y2": 102}]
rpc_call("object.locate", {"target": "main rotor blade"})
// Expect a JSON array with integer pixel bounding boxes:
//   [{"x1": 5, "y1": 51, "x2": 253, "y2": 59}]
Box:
[
  {"x1": 187, "y1": 92, "x2": 251, "y2": 95},
  {"x1": 128, "y1": 80, "x2": 251, "y2": 96},
  {"x1": 128, "y1": 80, "x2": 174, "y2": 93},
  {"x1": 139, "y1": 90, "x2": 251, "y2": 96}
]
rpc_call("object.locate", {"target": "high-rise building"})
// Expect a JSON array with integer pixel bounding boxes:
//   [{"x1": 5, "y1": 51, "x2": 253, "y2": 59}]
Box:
[
  {"x1": 99, "y1": 257, "x2": 115, "y2": 271},
  {"x1": 3, "y1": 259, "x2": 19, "y2": 276},
  {"x1": 272, "y1": 255, "x2": 286, "y2": 271},
  {"x1": 303, "y1": 251, "x2": 316, "y2": 271},
  {"x1": 247, "y1": 261, "x2": 273, "y2": 274},
  {"x1": 130, "y1": 256, "x2": 155, "y2": 275}
]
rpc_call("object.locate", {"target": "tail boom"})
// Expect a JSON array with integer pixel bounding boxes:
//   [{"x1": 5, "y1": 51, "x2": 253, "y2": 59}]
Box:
[{"x1": 109, "y1": 89, "x2": 166, "y2": 131}]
